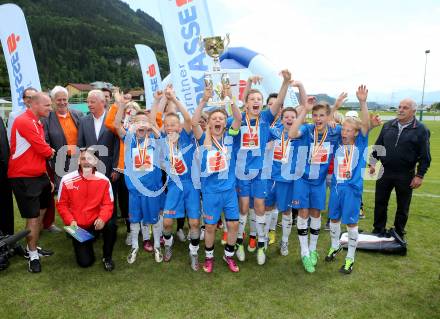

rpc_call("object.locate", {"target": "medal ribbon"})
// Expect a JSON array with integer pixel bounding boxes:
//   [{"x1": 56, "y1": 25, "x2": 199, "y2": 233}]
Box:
[
  {"x1": 212, "y1": 135, "x2": 226, "y2": 155},
  {"x1": 168, "y1": 137, "x2": 178, "y2": 169},
  {"x1": 343, "y1": 144, "x2": 355, "y2": 176},
  {"x1": 136, "y1": 137, "x2": 148, "y2": 165},
  {"x1": 312, "y1": 126, "x2": 328, "y2": 159},
  {"x1": 245, "y1": 112, "x2": 260, "y2": 139},
  {"x1": 270, "y1": 113, "x2": 280, "y2": 128},
  {"x1": 280, "y1": 132, "x2": 290, "y2": 160}
]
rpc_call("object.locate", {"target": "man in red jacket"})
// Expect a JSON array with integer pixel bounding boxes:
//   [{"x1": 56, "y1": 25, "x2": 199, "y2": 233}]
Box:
[
  {"x1": 57, "y1": 147, "x2": 116, "y2": 271},
  {"x1": 8, "y1": 92, "x2": 55, "y2": 273}
]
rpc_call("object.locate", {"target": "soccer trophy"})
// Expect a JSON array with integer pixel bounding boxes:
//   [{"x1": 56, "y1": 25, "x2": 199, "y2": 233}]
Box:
[{"x1": 199, "y1": 34, "x2": 238, "y2": 109}]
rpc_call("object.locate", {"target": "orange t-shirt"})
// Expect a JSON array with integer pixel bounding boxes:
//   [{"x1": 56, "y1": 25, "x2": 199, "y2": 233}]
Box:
[
  {"x1": 104, "y1": 104, "x2": 124, "y2": 170},
  {"x1": 57, "y1": 111, "x2": 78, "y2": 156}
]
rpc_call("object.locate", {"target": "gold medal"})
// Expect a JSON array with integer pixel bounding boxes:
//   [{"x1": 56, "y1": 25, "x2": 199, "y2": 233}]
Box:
[
  {"x1": 342, "y1": 144, "x2": 355, "y2": 179},
  {"x1": 310, "y1": 126, "x2": 328, "y2": 163}
]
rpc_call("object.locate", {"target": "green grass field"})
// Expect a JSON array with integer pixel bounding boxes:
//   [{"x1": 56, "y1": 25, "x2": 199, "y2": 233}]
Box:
[{"x1": 1, "y1": 122, "x2": 439, "y2": 319}]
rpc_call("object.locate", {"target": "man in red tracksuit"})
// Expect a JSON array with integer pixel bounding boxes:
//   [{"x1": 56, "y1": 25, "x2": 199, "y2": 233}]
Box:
[
  {"x1": 8, "y1": 92, "x2": 55, "y2": 273},
  {"x1": 57, "y1": 147, "x2": 116, "y2": 270}
]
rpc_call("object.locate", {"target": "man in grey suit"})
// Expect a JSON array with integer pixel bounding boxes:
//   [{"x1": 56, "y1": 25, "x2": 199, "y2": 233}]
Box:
[
  {"x1": 43, "y1": 86, "x2": 83, "y2": 191},
  {"x1": 77, "y1": 89, "x2": 119, "y2": 271}
]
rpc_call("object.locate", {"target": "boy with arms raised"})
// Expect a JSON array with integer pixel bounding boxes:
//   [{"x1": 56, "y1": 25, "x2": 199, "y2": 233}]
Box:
[
  {"x1": 160, "y1": 86, "x2": 201, "y2": 270},
  {"x1": 192, "y1": 84, "x2": 242, "y2": 273},
  {"x1": 288, "y1": 97, "x2": 341, "y2": 273},
  {"x1": 235, "y1": 70, "x2": 291, "y2": 265},
  {"x1": 326, "y1": 85, "x2": 371, "y2": 274}
]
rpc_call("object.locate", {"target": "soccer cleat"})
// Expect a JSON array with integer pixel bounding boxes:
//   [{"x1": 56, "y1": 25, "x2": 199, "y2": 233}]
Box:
[
  {"x1": 176, "y1": 229, "x2": 186, "y2": 242},
  {"x1": 203, "y1": 257, "x2": 214, "y2": 273},
  {"x1": 102, "y1": 258, "x2": 115, "y2": 271},
  {"x1": 247, "y1": 237, "x2": 257, "y2": 252},
  {"x1": 339, "y1": 258, "x2": 354, "y2": 274},
  {"x1": 143, "y1": 240, "x2": 154, "y2": 252},
  {"x1": 163, "y1": 244, "x2": 173, "y2": 262},
  {"x1": 221, "y1": 231, "x2": 228, "y2": 245},
  {"x1": 310, "y1": 250, "x2": 319, "y2": 266},
  {"x1": 280, "y1": 241, "x2": 289, "y2": 256},
  {"x1": 127, "y1": 247, "x2": 139, "y2": 264},
  {"x1": 235, "y1": 244, "x2": 245, "y2": 262},
  {"x1": 268, "y1": 230, "x2": 276, "y2": 245},
  {"x1": 257, "y1": 247, "x2": 266, "y2": 265},
  {"x1": 189, "y1": 253, "x2": 199, "y2": 271},
  {"x1": 125, "y1": 232, "x2": 132, "y2": 246},
  {"x1": 28, "y1": 259, "x2": 41, "y2": 273},
  {"x1": 223, "y1": 255, "x2": 239, "y2": 272},
  {"x1": 325, "y1": 246, "x2": 342, "y2": 262},
  {"x1": 154, "y1": 248, "x2": 163, "y2": 263},
  {"x1": 301, "y1": 255, "x2": 315, "y2": 273}
]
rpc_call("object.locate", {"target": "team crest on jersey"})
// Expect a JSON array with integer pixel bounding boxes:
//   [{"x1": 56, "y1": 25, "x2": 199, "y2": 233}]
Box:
[
  {"x1": 133, "y1": 147, "x2": 154, "y2": 172},
  {"x1": 240, "y1": 125, "x2": 260, "y2": 150},
  {"x1": 309, "y1": 142, "x2": 330, "y2": 164}
]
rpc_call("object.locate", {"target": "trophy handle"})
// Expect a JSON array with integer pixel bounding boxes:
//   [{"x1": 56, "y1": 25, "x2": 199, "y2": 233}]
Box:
[{"x1": 223, "y1": 33, "x2": 230, "y2": 51}]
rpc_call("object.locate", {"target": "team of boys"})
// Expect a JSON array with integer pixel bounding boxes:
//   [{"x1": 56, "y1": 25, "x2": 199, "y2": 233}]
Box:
[{"x1": 57, "y1": 70, "x2": 378, "y2": 275}]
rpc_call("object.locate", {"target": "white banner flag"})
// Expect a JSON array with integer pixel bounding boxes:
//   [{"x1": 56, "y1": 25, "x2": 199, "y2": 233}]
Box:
[
  {"x1": 158, "y1": 0, "x2": 214, "y2": 114},
  {"x1": 135, "y1": 44, "x2": 163, "y2": 109},
  {"x1": 0, "y1": 4, "x2": 41, "y2": 113}
]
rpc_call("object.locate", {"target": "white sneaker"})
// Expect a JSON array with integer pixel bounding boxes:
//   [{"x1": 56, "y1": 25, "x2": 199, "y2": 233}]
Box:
[
  {"x1": 125, "y1": 232, "x2": 132, "y2": 246},
  {"x1": 154, "y1": 248, "x2": 163, "y2": 263},
  {"x1": 127, "y1": 247, "x2": 138, "y2": 264},
  {"x1": 236, "y1": 244, "x2": 245, "y2": 262},
  {"x1": 280, "y1": 241, "x2": 289, "y2": 256},
  {"x1": 257, "y1": 247, "x2": 266, "y2": 265},
  {"x1": 176, "y1": 229, "x2": 186, "y2": 242},
  {"x1": 200, "y1": 227, "x2": 205, "y2": 241}
]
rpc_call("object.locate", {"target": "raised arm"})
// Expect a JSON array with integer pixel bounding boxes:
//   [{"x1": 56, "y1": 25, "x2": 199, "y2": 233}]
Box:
[
  {"x1": 222, "y1": 83, "x2": 241, "y2": 130},
  {"x1": 356, "y1": 85, "x2": 369, "y2": 135},
  {"x1": 290, "y1": 80, "x2": 307, "y2": 113},
  {"x1": 203, "y1": 124, "x2": 212, "y2": 149},
  {"x1": 113, "y1": 91, "x2": 127, "y2": 139},
  {"x1": 241, "y1": 75, "x2": 263, "y2": 104},
  {"x1": 192, "y1": 86, "x2": 212, "y2": 140},
  {"x1": 331, "y1": 92, "x2": 348, "y2": 119},
  {"x1": 166, "y1": 85, "x2": 192, "y2": 133},
  {"x1": 150, "y1": 90, "x2": 164, "y2": 126},
  {"x1": 270, "y1": 69, "x2": 291, "y2": 116},
  {"x1": 288, "y1": 96, "x2": 314, "y2": 139}
]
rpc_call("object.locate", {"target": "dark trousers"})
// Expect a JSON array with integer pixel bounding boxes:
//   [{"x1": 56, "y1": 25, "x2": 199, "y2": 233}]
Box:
[
  {"x1": 115, "y1": 175, "x2": 129, "y2": 219},
  {"x1": 71, "y1": 220, "x2": 117, "y2": 268},
  {"x1": 0, "y1": 176, "x2": 14, "y2": 235},
  {"x1": 373, "y1": 171, "x2": 413, "y2": 236}
]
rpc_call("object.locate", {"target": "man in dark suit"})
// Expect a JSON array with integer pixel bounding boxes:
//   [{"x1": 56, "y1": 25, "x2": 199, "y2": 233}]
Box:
[
  {"x1": 0, "y1": 115, "x2": 14, "y2": 235},
  {"x1": 77, "y1": 89, "x2": 119, "y2": 271}
]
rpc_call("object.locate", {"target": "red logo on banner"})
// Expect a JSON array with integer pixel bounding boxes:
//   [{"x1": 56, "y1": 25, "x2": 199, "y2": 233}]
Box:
[
  {"x1": 176, "y1": 0, "x2": 193, "y2": 7},
  {"x1": 7, "y1": 33, "x2": 20, "y2": 54},
  {"x1": 147, "y1": 64, "x2": 156, "y2": 77}
]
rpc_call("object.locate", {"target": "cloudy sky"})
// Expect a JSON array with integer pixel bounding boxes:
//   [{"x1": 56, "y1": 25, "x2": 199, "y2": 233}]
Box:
[{"x1": 123, "y1": 0, "x2": 439, "y2": 98}]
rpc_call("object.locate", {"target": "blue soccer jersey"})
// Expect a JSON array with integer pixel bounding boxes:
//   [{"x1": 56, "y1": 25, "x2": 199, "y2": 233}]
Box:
[
  {"x1": 198, "y1": 131, "x2": 238, "y2": 194},
  {"x1": 123, "y1": 133, "x2": 163, "y2": 195},
  {"x1": 268, "y1": 125, "x2": 300, "y2": 182},
  {"x1": 233, "y1": 109, "x2": 275, "y2": 175},
  {"x1": 161, "y1": 129, "x2": 196, "y2": 185},
  {"x1": 298, "y1": 123, "x2": 342, "y2": 185},
  {"x1": 331, "y1": 131, "x2": 369, "y2": 192}
]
